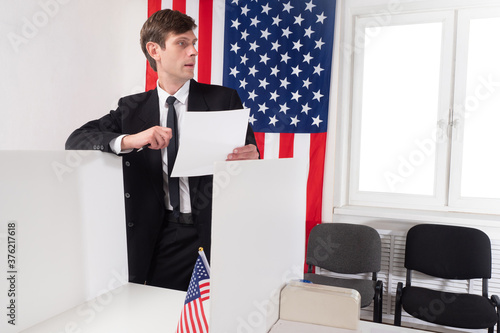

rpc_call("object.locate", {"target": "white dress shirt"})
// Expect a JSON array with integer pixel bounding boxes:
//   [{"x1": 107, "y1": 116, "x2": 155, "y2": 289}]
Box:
[{"x1": 157, "y1": 81, "x2": 191, "y2": 213}]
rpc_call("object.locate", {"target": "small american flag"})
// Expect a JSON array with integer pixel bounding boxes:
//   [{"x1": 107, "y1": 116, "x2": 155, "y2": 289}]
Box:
[{"x1": 176, "y1": 249, "x2": 211, "y2": 333}]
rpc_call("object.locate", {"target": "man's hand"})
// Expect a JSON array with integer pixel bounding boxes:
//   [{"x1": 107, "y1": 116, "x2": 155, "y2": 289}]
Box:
[
  {"x1": 226, "y1": 144, "x2": 259, "y2": 161},
  {"x1": 122, "y1": 126, "x2": 173, "y2": 150}
]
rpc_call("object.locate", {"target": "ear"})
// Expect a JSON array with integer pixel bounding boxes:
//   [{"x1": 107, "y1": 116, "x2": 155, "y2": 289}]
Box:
[{"x1": 146, "y1": 42, "x2": 161, "y2": 60}]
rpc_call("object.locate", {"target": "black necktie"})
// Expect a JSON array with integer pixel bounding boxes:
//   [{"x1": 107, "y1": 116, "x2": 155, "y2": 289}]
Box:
[{"x1": 166, "y1": 96, "x2": 180, "y2": 217}]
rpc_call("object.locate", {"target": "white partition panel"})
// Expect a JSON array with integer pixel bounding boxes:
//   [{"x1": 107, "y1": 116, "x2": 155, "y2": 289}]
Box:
[
  {"x1": 0, "y1": 151, "x2": 127, "y2": 333},
  {"x1": 210, "y1": 158, "x2": 308, "y2": 333}
]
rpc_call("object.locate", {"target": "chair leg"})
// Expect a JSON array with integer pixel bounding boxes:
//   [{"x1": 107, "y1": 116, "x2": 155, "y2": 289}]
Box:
[
  {"x1": 379, "y1": 283, "x2": 383, "y2": 323},
  {"x1": 495, "y1": 305, "x2": 500, "y2": 333},
  {"x1": 491, "y1": 295, "x2": 500, "y2": 333},
  {"x1": 394, "y1": 282, "x2": 403, "y2": 326},
  {"x1": 373, "y1": 280, "x2": 383, "y2": 323}
]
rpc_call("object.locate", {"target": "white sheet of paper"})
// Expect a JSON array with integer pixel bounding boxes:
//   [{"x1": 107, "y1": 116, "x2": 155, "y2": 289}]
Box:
[{"x1": 171, "y1": 108, "x2": 250, "y2": 177}]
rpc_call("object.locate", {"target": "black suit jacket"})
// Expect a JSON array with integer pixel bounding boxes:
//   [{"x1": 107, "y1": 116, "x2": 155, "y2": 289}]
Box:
[{"x1": 66, "y1": 80, "x2": 257, "y2": 283}]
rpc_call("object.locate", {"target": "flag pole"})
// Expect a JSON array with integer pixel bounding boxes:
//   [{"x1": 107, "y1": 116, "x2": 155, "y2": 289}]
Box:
[{"x1": 198, "y1": 247, "x2": 211, "y2": 276}]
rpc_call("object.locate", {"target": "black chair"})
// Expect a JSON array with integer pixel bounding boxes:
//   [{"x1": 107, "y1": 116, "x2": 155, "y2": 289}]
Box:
[
  {"x1": 395, "y1": 224, "x2": 500, "y2": 332},
  {"x1": 305, "y1": 223, "x2": 383, "y2": 323}
]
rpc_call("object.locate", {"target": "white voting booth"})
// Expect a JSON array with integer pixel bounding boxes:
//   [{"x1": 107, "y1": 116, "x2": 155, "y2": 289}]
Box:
[
  {"x1": 210, "y1": 158, "x2": 308, "y2": 333},
  {"x1": 0, "y1": 151, "x2": 128, "y2": 333},
  {"x1": 0, "y1": 152, "x2": 373, "y2": 332}
]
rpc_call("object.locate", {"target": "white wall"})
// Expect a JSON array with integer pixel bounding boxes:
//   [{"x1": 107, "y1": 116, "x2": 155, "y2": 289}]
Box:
[{"x1": 0, "y1": 0, "x2": 147, "y2": 150}]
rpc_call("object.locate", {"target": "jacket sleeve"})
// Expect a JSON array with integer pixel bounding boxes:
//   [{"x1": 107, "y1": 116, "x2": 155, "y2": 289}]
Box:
[{"x1": 65, "y1": 101, "x2": 126, "y2": 153}]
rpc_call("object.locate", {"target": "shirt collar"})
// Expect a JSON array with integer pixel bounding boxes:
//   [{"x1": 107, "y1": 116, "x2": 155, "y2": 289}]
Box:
[{"x1": 156, "y1": 80, "x2": 190, "y2": 106}]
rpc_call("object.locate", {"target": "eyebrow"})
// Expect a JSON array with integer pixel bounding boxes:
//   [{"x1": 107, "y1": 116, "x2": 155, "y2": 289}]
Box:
[{"x1": 173, "y1": 36, "x2": 198, "y2": 44}]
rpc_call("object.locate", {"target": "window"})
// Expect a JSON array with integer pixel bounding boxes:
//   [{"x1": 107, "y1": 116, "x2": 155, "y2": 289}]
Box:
[
  {"x1": 342, "y1": 5, "x2": 500, "y2": 215},
  {"x1": 449, "y1": 8, "x2": 500, "y2": 213}
]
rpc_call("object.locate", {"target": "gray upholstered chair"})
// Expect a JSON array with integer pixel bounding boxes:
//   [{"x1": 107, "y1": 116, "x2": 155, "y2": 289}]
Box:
[{"x1": 305, "y1": 223, "x2": 383, "y2": 322}]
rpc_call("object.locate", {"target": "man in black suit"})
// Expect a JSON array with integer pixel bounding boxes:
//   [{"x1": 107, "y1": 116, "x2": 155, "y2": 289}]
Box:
[{"x1": 65, "y1": 9, "x2": 259, "y2": 291}]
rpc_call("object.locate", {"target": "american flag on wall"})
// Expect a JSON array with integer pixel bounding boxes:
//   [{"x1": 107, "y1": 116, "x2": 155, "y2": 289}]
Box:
[
  {"x1": 146, "y1": 0, "x2": 336, "y2": 270},
  {"x1": 176, "y1": 249, "x2": 211, "y2": 333}
]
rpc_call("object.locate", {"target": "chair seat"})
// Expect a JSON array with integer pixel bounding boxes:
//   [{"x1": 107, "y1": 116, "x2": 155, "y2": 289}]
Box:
[
  {"x1": 402, "y1": 286, "x2": 497, "y2": 329},
  {"x1": 304, "y1": 273, "x2": 376, "y2": 307}
]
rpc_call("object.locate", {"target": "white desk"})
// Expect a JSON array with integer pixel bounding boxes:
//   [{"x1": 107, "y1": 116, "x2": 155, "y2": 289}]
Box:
[
  {"x1": 22, "y1": 283, "x2": 185, "y2": 333},
  {"x1": 23, "y1": 283, "x2": 430, "y2": 333},
  {"x1": 269, "y1": 320, "x2": 432, "y2": 333}
]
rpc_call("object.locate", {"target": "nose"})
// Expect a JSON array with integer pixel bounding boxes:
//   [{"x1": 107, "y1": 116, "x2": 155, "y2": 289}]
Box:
[{"x1": 189, "y1": 44, "x2": 198, "y2": 57}]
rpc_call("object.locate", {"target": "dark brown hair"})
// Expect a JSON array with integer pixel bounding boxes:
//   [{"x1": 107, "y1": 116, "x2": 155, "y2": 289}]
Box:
[{"x1": 140, "y1": 9, "x2": 197, "y2": 72}]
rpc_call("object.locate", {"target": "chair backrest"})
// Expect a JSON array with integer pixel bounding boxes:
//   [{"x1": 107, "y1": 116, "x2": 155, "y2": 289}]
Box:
[
  {"x1": 306, "y1": 223, "x2": 381, "y2": 274},
  {"x1": 405, "y1": 224, "x2": 492, "y2": 279}
]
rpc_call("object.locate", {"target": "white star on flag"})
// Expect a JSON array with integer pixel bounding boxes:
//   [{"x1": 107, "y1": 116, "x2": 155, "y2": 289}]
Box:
[{"x1": 223, "y1": 0, "x2": 334, "y2": 134}]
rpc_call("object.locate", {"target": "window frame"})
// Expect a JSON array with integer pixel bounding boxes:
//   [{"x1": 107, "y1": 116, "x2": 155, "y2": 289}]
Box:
[
  {"x1": 330, "y1": 0, "x2": 500, "y2": 220},
  {"x1": 348, "y1": 10, "x2": 455, "y2": 209},
  {"x1": 448, "y1": 6, "x2": 500, "y2": 215}
]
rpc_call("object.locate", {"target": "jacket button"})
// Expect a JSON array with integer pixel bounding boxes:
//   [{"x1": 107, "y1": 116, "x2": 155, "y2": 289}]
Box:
[
  {"x1": 127, "y1": 222, "x2": 134, "y2": 227},
  {"x1": 125, "y1": 193, "x2": 131, "y2": 199},
  {"x1": 125, "y1": 161, "x2": 130, "y2": 166}
]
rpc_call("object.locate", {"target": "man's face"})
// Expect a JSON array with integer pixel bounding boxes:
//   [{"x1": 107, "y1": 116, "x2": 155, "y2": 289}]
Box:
[{"x1": 156, "y1": 30, "x2": 198, "y2": 85}]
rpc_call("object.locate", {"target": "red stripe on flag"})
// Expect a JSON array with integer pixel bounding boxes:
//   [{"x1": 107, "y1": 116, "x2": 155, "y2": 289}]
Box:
[
  {"x1": 182, "y1": 306, "x2": 188, "y2": 332},
  {"x1": 178, "y1": 306, "x2": 184, "y2": 332},
  {"x1": 307, "y1": 133, "x2": 326, "y2": 222},
  {"x1": 148, "y1": 0, "x2": 161, "y2": 17},
  {"x1": 254, "y1": 132, "x2": 265, "y2": 159},
  {"x1": 172, "y1": 0, "x2": 186, "y2": 13},
  {"x1": 145, "y1": 0, "x2": 162, "y2": 91},
  {"x1": 200, "y1": 299, "x2": 209, "y2": 331},
  {"x1": 304, "y1": 132, "x2": 327, "y2": 273},
  {"x1": 279, "y1": 133, "x2": 294, "y2": 158},
  {"x1": 193, "y1": 300, "x2": 203, "y2": 331},
  {"x1": 188, "y1": 302, "x2": 196, "y2": 331},
  {"x1": 198, "y1": 0, "x2": 213, "y2": 84}
]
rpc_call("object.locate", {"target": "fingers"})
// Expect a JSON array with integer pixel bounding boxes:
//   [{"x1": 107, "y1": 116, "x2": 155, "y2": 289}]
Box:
[
  {"x1": 148, "y1": 127, "x2": 172, "y2": 150},
  {"x1": 226, "y1": 144, "x2": 259, "y2": 161},
  {"x1": 147, "y1": 127, "x2": 173, "y2": 150},
  {"x1": 122, "y1": 126, "x2": 172, "y2": 150}
]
